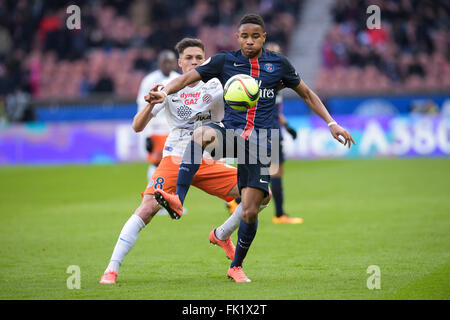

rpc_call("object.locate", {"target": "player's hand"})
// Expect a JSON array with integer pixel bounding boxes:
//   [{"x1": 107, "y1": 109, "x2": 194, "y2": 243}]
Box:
[
  {"x1": 144, "y1": 92, "x2": 163, "y2": 104},
  {"x1": 151, "y1": 83, "x2": 164, "y2": 92},
  {"x1": 329, "y1": 124, "x2": 356, "y2": 149},
  {"x1": 145, "y1": 84, "x2": 166, "y2": 103},
  {"x1": 148, "y1": 91, "x2": 166, "y2": 104},
  {"x1": 285, "y1": 123, "x2": 297, "y2": 140},
  {"x1": 144, "y1": 93, "x2": 153, "y2": 103}
]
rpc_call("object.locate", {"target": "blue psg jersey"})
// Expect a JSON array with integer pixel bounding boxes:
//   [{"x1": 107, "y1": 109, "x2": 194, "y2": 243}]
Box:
[{"x1": 195, "y1": 48, "x2": 300, "y2": 139}]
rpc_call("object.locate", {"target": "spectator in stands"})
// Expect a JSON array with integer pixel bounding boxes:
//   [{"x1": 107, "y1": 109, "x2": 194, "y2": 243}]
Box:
[
  {"x1": 318, "y1": 0, "x2": 450, "y2": 94},
  {"x1": 0, "y1": 24, "x2": 13, "y2": 57},
  {"x1": 0, "y1": 0, "x2": 303, "y2": 99},
  {"x1": 133, "y1": 48, "x2": 156, "y2": 73},
  {"x1": 5, "y1": 85, "x2": 34, "y2": 122},
  {"x1": 0, "y1": 63, "x2": 13, "y2": 96},
  {"x1": 92, "y1": 71, "x2": 115, "y2": 94}
]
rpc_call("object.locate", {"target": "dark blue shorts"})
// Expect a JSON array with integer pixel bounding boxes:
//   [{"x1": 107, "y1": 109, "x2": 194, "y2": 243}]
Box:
[
  {"x1": 205, "y1": 122, "x2": 271, "y2": 197},
  {"x1": 271, "y1": 134, "x2": 285, "y2": 165}
]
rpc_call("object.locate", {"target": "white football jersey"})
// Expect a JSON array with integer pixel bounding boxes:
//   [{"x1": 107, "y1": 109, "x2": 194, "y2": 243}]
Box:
[
  {"x1": 151, "y1": 78, "x2": 224, "y2": 157},
  {"x1": 137, "y1": 69, "x2": 180, "y2": 136}
]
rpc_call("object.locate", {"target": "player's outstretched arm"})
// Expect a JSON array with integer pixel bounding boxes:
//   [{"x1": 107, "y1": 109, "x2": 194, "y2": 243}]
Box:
[
  {"x1": 132, "y1": 102, "x2": 156, "y2": 132},
  {"x1": 149, "y1": 69, "x2": 202, "y2": 104},
  {"x1": 293, "y1": 80, "x2": 356, "y2": 148},
  {"x1": 134, "y1": 83, "x2": 169, "y2": 132}
]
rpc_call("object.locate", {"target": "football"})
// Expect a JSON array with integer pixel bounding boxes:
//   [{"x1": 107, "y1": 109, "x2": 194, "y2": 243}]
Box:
[{"x1": 223, "y1": 74, "x2": 260, "y2": 111}]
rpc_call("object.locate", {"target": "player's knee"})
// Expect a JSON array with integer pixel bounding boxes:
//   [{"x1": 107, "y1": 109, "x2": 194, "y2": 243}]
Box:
[
  {"x1": 191, "y1": 127, "x2": 204, "y2": 143},
  {"x1": 135, "y1": 196, "x2": 160, "y2": 224},
  {"x1": 242, "y1": 207, "x2": 259, "y2": 224},
  {"x1": 262, "y1": 190, "x2": 272, "y2": 205},
  {"x1": 192, "y1": 126, "x2": 216, "y2": 148}
]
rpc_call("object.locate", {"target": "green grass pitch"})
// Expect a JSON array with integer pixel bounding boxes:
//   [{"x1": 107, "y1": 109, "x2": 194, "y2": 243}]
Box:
[{"x1": 0, "y1": 158, "x2": 449, "y2": 300}]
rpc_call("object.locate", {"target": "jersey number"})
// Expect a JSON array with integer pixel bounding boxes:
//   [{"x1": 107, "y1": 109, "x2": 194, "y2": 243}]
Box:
[{"x1": 154, "y1": 177, "x2": 165, "y2": 190}]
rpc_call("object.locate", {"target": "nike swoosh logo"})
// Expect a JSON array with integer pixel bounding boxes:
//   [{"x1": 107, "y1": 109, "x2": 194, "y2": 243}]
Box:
[
  {"x1": 233, "y1": 62, "x2": 246, "y2": 67},
  {"x1": 101, "y1": 279, "x2": 113, "y2": 284},
  {"x1": 259, "y1": 179, "x2": 268, "y2": 184}
]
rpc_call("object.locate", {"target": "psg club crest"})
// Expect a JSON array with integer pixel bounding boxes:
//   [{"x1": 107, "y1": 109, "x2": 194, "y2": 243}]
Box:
[
  {"x1": 202, "y1": 94, "x2": 212, "y2": 104},
  {"x1": 263, "y1": 63, "x2": 275, "y2": 73}
]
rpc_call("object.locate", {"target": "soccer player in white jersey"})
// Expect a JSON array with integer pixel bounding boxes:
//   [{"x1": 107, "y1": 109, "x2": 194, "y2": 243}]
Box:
[
  {"x1": 99, "y1": 38, "x2": 270, "y2": 285},
  {"x1": 136, "y1": 50, "x2": 179, "y2": 181}
]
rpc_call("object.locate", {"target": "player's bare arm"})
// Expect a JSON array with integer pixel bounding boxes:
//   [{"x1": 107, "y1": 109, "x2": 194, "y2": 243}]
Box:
[
  {"x1": 293, "y1": 80, "x2": 356, "y2": 148},
  {"x1": 149, "y1": 69, "x2": 202, "y2": 104},
  {"x1": 132, "y1": 102, "x2": 156, "y2": 132}
]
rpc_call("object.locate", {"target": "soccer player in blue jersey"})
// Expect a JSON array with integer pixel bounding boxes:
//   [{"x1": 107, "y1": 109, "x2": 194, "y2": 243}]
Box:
[{"x1": 148, "y1": 13, "x2": 355, "y2": 282}]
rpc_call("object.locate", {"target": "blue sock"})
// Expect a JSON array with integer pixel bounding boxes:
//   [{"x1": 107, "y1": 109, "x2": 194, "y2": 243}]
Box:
[
  {"x1": 271, "y1": 177, "x2": 284, "y2": 217},
  {"x1": 176, "y1": 141, "x2": 202, "y2": 204},
  {"x1": 230, "y1": 219, "x2": 258, "y2": 268}
]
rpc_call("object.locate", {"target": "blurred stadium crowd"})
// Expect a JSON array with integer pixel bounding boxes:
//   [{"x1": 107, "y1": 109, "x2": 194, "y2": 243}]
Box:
[
  {"x1": 0, "y1": 0, "x2": 449, "y2": 122},
  {"x1": 315, "y1": 0, "x2": 450, "y2": 94},
  {"x1": 0, "y1": 0, "x2": 301, "y2": 103}
]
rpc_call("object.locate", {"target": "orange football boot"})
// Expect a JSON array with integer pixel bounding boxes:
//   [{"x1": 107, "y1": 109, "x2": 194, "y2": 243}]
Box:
[
  {"x1": 272, "y1": 214, "x2": 304, "y2": 224},
  {"x1": 227, "y1": 266, "x2": 251, "y2": 283},
  {"x1": 209, "y1": 229, "x2": 235, "y2": 260},
  {"x1": 99, "y1": 271, "x2": 118, "y2": 284},
  {"x1": 154, "y1": 190, "x2": 183, "y2": 219}
]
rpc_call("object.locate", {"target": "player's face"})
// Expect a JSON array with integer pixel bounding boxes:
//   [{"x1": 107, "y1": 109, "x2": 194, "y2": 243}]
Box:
[
  {"x1": 178, "y1": 47, "x2": 205, "y2": 74},
  {"x1": 237, "y1": 24, "x2": 266, "y2": 58}
]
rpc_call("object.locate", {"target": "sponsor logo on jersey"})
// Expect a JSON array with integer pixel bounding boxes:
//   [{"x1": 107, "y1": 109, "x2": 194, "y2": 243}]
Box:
[
  {"x1": 207, "y1": 81, "x2": 219, "y2": 90},
  {"x1": 180, "y1": 92, "x2": 201, "y2": 105},
  {"x1": 180, "y1": 92, "x2": 201, "y2": 99},
  {"x1": 194, "y1": 111, "x2": 212, "y2": 122},
  {"x1": 257, "y1": 80, "x2": 275, "y2": 99},
  {"x1": 177, "y1": 105, "x2": 192, "y2": 120}
]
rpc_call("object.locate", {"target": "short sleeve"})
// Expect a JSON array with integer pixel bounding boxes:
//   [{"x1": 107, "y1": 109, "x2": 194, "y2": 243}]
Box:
[
  {"x1": 281, "y1": 56, "x2": 301, "y2": 88},
  {"x1": 151, "y1": 100, "x2": 167, "y2": 116},
  {"x1": 195, "y1": 53, "x2": 226, "y2": 82}
]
